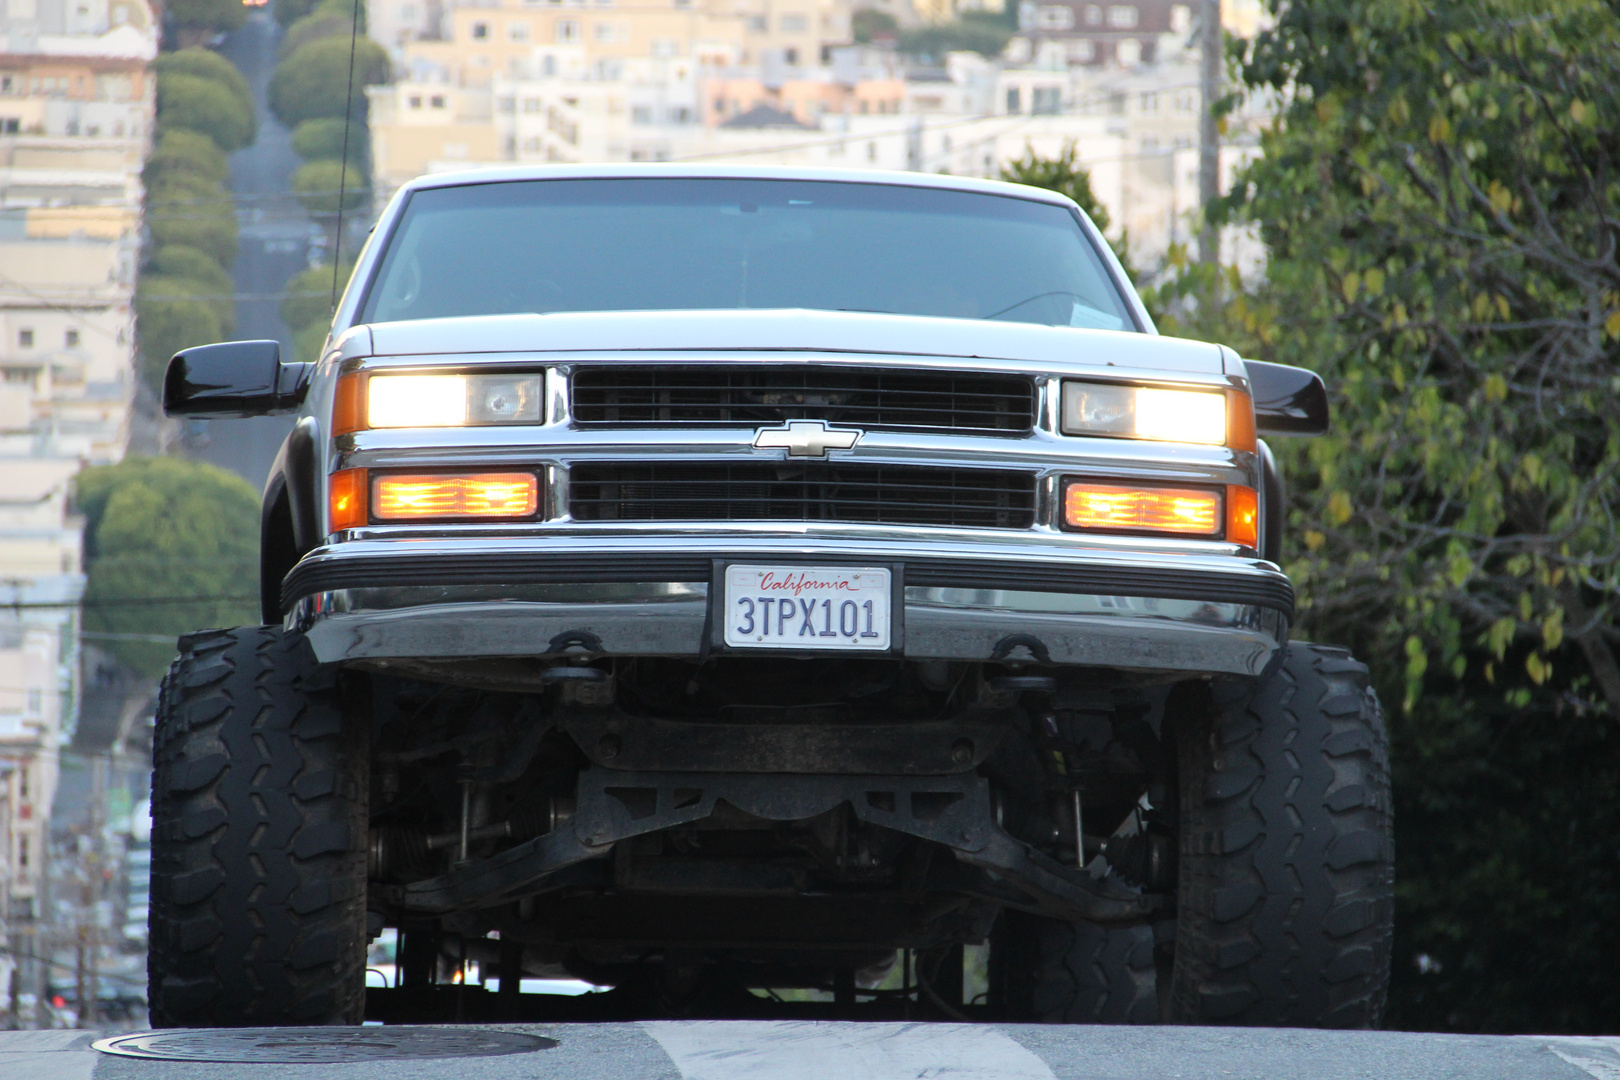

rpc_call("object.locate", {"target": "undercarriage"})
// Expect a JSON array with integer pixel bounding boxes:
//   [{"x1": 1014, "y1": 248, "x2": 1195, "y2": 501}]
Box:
[{"x1": 359, "y1": 654, "x2": 1179, "y2": 1018}]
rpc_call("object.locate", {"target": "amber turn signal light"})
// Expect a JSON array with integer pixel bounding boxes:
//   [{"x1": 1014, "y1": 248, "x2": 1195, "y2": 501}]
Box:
[
  {"x1": 372, "y1": 472, "x2": 539, "y2": 521},
  {"x1": 1063, "y1": 482, "x2": 1223, "y2": 537},
  {"x1": 1227, "y1": 484, "x2": 1259, "y2": 550},
  {"x1": 329, "y1": 468, "x2": 367, "y2": 532}
]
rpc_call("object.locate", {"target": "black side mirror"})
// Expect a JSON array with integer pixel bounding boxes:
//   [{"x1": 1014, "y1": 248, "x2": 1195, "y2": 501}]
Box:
[
  {"x1": 163, "y1": 340, "x2": 313, "y2": 418},
  {"x1": 1245, "y1": 359, "x2": 1329, "y2": 436}
]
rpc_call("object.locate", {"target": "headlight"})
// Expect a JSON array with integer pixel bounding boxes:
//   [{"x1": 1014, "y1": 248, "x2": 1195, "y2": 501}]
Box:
[
  {"x1": 362, "y1": 373, "x2": 543, "y2": 429},
  {"x1": 1061, "y1": 381, "x2": 1227, "y2": 445}
]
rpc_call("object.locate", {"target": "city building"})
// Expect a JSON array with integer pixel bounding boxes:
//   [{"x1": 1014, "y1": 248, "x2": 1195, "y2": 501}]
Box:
[
  {"x1": 0, "y1": 459, "x2": 86, "y2": 1020},
  {"x1": 0, "y1": 0, "x2": 155, "y2": 464},
  {"x1": 0, "y1": 0, "x2": 152, "y2": 1024}
]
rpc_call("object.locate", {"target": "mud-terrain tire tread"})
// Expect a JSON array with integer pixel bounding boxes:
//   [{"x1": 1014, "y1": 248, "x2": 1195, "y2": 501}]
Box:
[
  {"x1": 994, "y1": 911, "x2": 1158, "y2": 1024},
  {"x1": 1168, "y1": 642, "x2": 1394, "y2": 1027},
  {"x1": 148, "y1": 626, "x2": 369, "y2": 1026},
  {"x1": 1031, "y1": 919, "x2": 1159, "y2": 1024}
]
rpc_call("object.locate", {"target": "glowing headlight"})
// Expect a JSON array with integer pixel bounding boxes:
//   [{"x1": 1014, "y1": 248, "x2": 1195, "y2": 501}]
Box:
[
  {"x1": 365, "y1": 373, "x2": 543, "y2": 429},
  {"x1": 1061, "y1": 381, "x2": 1227, "y2": 445}
]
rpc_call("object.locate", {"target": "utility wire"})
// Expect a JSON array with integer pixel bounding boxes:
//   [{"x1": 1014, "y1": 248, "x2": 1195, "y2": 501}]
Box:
[
  {"x1": 333, "y1": 0, "x2": 363, "y2": 314},
  {"x1": 4, "y1": 595, "x2": 257, "y2": 610}
]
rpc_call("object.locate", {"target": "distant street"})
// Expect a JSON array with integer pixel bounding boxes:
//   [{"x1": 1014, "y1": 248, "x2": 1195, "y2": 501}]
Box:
[
  {"x1": 187, "y1": 10, "x2": 311, "y2": 492},
  {"x1": 5, "y1": 1022, "x2": 1620, "y2": 1080}
]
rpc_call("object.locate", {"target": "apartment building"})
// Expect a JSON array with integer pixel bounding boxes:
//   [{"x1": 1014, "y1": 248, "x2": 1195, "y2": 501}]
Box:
[
  {"x1": 0, "y1": 459, "x2": 85, "y2": 1015},
  {"x1": 0, "y1": 0, "x2": 151, "y2": 1016},
  {"x1": 0, "y1": 0, "x2": 154, "y2": 464},
  {"x1": 372, "y1": 0, "x2": 851, "y2": 78}
]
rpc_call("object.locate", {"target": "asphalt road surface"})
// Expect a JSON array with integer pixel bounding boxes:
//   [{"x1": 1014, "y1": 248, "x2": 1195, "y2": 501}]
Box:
[{"x1": 5, "y1": 1023, "x2": 1620, "y2": 1080}]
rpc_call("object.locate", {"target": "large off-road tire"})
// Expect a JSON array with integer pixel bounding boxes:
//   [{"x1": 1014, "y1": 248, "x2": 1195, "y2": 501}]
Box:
[
  {"x1": 993, "y1": 911, "x2": 1158, "y2": 1024},
  {"x1": 148, "y1": 626, "x2": 370, "y2": 1026},
  {"x1": 1167, "y1": 642, "x2": 1394, "y2": 1027}
]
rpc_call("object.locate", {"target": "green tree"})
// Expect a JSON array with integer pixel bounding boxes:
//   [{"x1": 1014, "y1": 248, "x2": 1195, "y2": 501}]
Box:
[
  {"x1": 135, "y1": 280, "x2": 223, "y2": 390},
  {"x1": 145, "y1": 173, "x2": 238, "y2": 267},
  {"x1": 1199, "y1": 0, "x2": 1620, "y2": 1032},
  {"x1": 140, "y1": 267, "x2": 234, "y2": 333},
  {"x1": 268, "y1": 36, "x2": 390, "y2": 128},
  {"x1": 851, "y1": 8, "x2": 897, "y2": 42},
  {"x1": 77, "y1": 459, "x2": 260, "y2": 677},
  {"x1": 280, "y1": 260, "x2": 354, "y2": 363},
  {"x1": 290, "y1": 116, "x2": 368, "y2": 175},
  {"x1": 896, "y1": 18, "x2": 1011, "y2": 59},
  {"x1": 143, "y1": 128, "x2": 230, "y2": 190},
  {"x1": 274, "y1": 0, "x2": 321, "y2": 28},
  {"x1": 999, "y1": 141, "x2": 1111, "y2": 233},
  {"x1": 292, "y1": 157, "x2": 368, "y2": 218},
  {"x1": 163, "y1": 0, "x2": 246, "y2": 46},
  {"x1": 147, "y1": 245, "x2": 233, "y2": 299},
  {"x1": 280, "y1": 9, "x2": 351, "y2": 57},
  {"x1": 155, "y1": 71, "x2": 256, "y2": 153},
  {"x1": 154, "y1": 49, "x2": 255, "y2": 132}
]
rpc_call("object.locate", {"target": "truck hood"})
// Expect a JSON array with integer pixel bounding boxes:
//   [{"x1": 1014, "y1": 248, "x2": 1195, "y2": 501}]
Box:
[{"x1": 358, "y1": 309, "x2": 1230, "y2": 376}]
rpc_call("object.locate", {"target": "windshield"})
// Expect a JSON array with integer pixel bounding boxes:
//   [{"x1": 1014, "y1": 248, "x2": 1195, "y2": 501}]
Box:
[{"x1": 361, "y1": 178, "x2": 1135, "y2": 331}]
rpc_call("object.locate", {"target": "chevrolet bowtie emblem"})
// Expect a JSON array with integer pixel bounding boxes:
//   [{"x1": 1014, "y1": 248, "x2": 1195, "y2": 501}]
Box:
[{"x1": 753, "y1": 420, "x2": 862, "y2": 458}]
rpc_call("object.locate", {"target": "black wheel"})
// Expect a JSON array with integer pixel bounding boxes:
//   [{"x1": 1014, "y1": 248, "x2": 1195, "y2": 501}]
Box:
[
  {"x1": 992, "y1": 911, "x2": 1158, "y2": 1024},
  {"x1": 1167, "y1": 642, "x2": 1394, "y2": 1027},
  {"x1": 148, "y1": 626, "x2": 370, "y2": 1026}
]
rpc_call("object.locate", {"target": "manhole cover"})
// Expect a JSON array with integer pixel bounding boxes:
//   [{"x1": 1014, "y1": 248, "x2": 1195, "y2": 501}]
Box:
[{"x1": 91, "y1": 1027, "x2": 556, "y2": 1063}]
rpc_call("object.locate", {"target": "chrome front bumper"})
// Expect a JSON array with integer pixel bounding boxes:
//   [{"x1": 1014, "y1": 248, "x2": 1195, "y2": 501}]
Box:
[{"x1": 286, "y1": 535, "x2": 1291, "y2": 677}]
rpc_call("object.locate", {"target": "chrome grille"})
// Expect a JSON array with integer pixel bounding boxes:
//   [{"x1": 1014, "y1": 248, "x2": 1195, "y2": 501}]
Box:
[
  {"x1": 570, "y1": 463, "x2": 1037, "y2": 529},
  {"x1": 570, "y1": 366, "x2": 1036, "y2": 436}
]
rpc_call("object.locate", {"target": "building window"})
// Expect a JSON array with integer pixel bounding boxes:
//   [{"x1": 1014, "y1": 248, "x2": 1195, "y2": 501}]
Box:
[
  {"x1": 651, "y1": 36, "x2": 678, "y2": 56},
  {"x1": 1084, "y1": 4, "x2": 1101, "y2": 24},
  {"x1": 594, "y1": 21, "x2": 615, "y2": 41},
  {"x1": 17, "y1": 329, "x2": 32, "y2": 347},
  {"x1": 1067, "y1": 38, "x2": 1094, "y2": 61},
  {"x1": 409, "y1": 95, "x2": 422, "y2": 108},
  {"x1": 1170, "y1": 4, "x2": 1190, "y2": 32},
  {"x1": 430, "y1": 95, "x2": 446, "y2": 108},
  {"x1": 746, "y1": 15, "x2": 766, "y2": 31},
  {"x1": 1032, "y1": 86, "x2": 1061, "y2": 114},
  {"x1": 523, "y1": 136, "x2": 541, "y2": 151},
  {"x1": 557, "y1": 19, "x2": 579, "y2": 41},
  {"x1": 780, "y1": 13, "x2": 807, "y2": 31},
  {"x1": 1139, "y1": 91, "x2": 1158, "y2": 113},
  {"x1": 524, "y1": 97, "x2": 541, "y2": 112},
  {"x1": 631, "y1": 104, "x2": 653, "y2": 124},
  {"x1": 1036, "y1": 5, "x2": 1073, "y2": 29},
  {"x1": 1116, "y1": 38, "x2": 1140, "y2": 63},
  {"x1": 65, "y1": 329, "x2": 79, "y2": 346},
  {"x1": 18, "y1": 835, "x2": 28, "y2": 869},
  {"x1": 867, "y1": 141, "x2": 876, "y2": 162},
  {"x1": 1, "y1": 118, "x2": 17, "y2": 133},
  {"x1": 471, "y1": 20, "x2": 489, "y2": 37},
  {"x1": 509, "y1": 21, "x2": 530, "y2": 39},
  {"x1": 1005, "y1": 86, "x2": 1021, "y2": 113},
  {"x1": 26, "y1": 689, "x2": 41, "y2": 713},
  {"x1": 1107, "y1": 4, "x2": 1137, "y2": 28},
  {"x1": 783, "y1": 46, "x2": 798, "y2": 64}
]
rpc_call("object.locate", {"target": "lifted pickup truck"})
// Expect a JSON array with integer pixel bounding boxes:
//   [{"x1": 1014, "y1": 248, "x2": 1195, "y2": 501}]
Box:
[{"x1": 150, "y1": 166, "x2": 1391, "y2": 1028}]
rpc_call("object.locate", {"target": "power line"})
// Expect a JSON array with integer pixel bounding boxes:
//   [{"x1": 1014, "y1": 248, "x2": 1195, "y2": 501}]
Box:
[{"x1": 4, "y1": 595, "x2": 257, "y2": 610}]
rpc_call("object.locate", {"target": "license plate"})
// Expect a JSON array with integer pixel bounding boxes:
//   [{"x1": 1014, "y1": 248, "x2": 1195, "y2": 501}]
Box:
[{"x1": 722, "y1": 565, "x2": 892, "y2": 651}]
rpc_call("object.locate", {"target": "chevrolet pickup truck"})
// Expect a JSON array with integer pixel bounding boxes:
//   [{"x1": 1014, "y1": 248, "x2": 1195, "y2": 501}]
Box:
[{"x1": 149, "y1": 165, "x2": 1392, "y2": 1028}]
